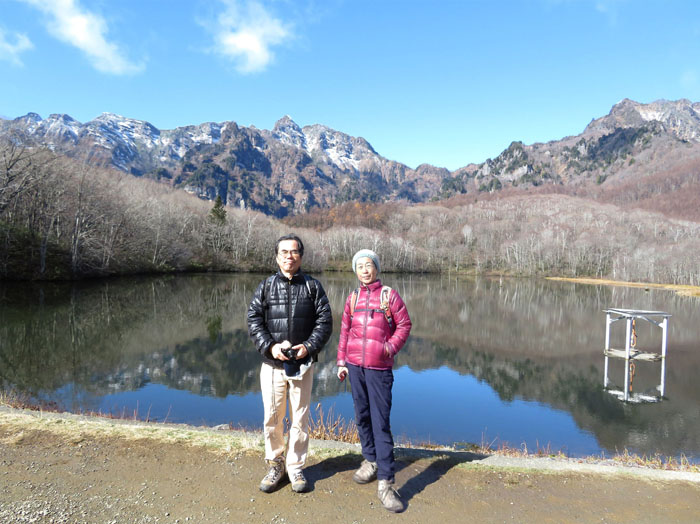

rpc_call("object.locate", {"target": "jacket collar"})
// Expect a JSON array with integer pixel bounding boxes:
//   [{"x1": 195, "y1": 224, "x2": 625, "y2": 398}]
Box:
[
  {"x1": 361, "y1": 279, "x2": 382, "y2": 291},
  {"x1": 277, "y1": 269, "x2": 305, "y2": 283}
]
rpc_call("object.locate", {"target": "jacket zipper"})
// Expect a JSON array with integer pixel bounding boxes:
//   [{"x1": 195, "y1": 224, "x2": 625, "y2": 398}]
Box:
[
  {"x1": 286, "y1": 277, "x2": 292, "y2": 342},
  {"x1": 361, "y1": 283, "x2": 370, "y2": 367}
]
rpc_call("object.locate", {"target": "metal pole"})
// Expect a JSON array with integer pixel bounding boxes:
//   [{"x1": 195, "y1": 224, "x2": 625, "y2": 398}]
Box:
[
  {"x1": 660, "y1": 316, "x2": 668, "y2": 397},
  {"x1": 624, "y1": 316, "x2": 631, "y2": 401},
  {"x1": 604, "y1": 312, "x2": 611, "y2": 388}
]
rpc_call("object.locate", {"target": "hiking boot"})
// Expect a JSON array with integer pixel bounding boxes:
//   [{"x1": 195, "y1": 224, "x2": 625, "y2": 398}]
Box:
[
  {"x1": 378, "y1": 479, "x2": 404, "y2": 513},
  {"x1": 352, "y1": 459, "x2": 378, "y2": 484},
  {"x1": 291, "y1": 471, "x2": 309, "y2": 493},
  {"x1": 259, "y1": 457, "x2": 285, "y2": 493}
]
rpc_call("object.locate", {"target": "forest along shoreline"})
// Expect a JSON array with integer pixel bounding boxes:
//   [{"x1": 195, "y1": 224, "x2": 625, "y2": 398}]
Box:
[{"x1": 2, "y1": 136, "x2": 700, "y2": 287}]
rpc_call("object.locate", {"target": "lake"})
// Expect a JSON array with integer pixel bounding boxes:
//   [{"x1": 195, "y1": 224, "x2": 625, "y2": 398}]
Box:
[{"x1": 1, "y1": 273, "x2": 698, "y2": 462}]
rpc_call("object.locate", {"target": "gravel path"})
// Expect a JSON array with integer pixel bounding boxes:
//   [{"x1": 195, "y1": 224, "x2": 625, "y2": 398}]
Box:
[{"x1": 1, "y1": 407, "x2": 699, "y2": 523}]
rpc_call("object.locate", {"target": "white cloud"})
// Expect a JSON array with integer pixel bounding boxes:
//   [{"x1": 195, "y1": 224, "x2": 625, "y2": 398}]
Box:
[
  {"x1": 210, "y1": 0, "x2": 292, "y2": 74},
  {"x1": 0, "y1": 28, "x2": 33, "y2": 66},
  {"x1": 20, "y1": 0, "x2": 143, "y2": 75}
]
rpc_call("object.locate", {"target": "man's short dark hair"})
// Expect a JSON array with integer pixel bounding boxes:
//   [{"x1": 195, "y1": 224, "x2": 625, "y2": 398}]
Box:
[{"x1": 275, "y1": 234, "x2": 304, "y2": 257}]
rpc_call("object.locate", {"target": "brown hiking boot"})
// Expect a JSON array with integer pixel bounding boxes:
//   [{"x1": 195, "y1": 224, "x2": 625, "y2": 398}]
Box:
[
  {"x1": 352, "y1": 459, "x2": 378, "y2": 484},
  {"x1": 259, "y1": 457, "x2": 285, "y2": 493},
  {"x1": 291, "y1": 471, "x2": 309, "y2": 493},
  {"x1": 378, "y1": 479, "x2": 404, "y2": 513}
]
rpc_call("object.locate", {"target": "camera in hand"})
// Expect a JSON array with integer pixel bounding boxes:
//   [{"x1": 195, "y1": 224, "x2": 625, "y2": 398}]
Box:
[{"x1": 282, "y1": 347, "x2": 297, "y2": 360}]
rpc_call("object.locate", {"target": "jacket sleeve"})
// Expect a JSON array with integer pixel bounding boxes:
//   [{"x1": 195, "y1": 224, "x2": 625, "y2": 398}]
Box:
[
  {"x1": 386, "y1": 290, "x2": 411, "y2": 356},
  {"x1": 336, "y1": 295, "x2": 352, "y2": 366},
  {"x1": 247, "y1": 279, "x2": 274, "y2": 358},
  {"x1": 303, "y1": 280, "x2": 333, "y2": 358}
]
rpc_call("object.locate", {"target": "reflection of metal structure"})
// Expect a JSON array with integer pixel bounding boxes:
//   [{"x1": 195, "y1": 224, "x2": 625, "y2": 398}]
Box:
[{"x1": 603, "y1": 308, "x2": 671, "y2": 403}]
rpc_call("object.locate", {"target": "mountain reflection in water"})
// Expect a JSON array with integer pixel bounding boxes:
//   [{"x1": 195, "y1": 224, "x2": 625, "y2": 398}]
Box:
[{"x1": 1, "y1": 273, "x2": 698, "y2": 461}]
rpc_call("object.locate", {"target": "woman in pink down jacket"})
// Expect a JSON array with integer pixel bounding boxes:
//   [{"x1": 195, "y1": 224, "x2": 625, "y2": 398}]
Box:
[{"x1": 336, "y1": 249, "x2": 411, "y2": 513}]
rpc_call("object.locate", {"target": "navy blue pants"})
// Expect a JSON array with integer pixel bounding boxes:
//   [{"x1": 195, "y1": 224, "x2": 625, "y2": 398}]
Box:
[{"x1": 347, "y1": 363, "x2": 395, "y2": 481}]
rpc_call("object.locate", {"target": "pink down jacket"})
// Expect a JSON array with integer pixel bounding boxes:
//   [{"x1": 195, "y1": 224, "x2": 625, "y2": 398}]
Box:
[{"x1": 337, "y1": 279, "x2": 412, "y2": 370}]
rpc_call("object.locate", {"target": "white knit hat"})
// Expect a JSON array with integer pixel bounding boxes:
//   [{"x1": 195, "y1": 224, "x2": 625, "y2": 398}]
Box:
[{"x1": 352, "y1": 249, "x2": 380, "y2": 273}]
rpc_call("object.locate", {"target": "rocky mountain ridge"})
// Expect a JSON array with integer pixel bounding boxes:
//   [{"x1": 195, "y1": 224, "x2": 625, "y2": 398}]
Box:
[
  {"x1": 2, "y1": 110, "x2": 450, "y2": 216},
  {"x1": 446, "y1": 98, "x2": 700, "y2": 199},
  {"x1": 2, "y1": 98, "x2": 700, "y2": 217}
]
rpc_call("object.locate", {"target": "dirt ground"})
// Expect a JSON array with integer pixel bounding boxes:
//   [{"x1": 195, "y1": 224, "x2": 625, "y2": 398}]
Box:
[{"x1": 1, "y1": 409, "x2": 699, "y2": 524}]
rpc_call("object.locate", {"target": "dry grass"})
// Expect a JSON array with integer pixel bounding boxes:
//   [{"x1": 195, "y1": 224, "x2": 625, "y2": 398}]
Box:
[
  {"x1": 605, "y1": 448, "x2": 699, "y2": 472},
  {"x1": 547, "y1": 276, "x2": 700, "y2": 297},
  {"x1": 408, "y1": 433, "x2": 700, "y2": 473},
  {"x1": 0, "y1": 408, "x2": 264, "y2": 454},
  {"x1": 0, "y1": 390, "x2": 61, "y2": 413},
  {"x1": 0, "y1": 390, "x2": 167, "y2": 423},
  {"x1": 481, "y1": 439, "x2": 700, "y2": 473},
  {"x1": 308, "y1": 403, "x2": 359, "y2": 443}
]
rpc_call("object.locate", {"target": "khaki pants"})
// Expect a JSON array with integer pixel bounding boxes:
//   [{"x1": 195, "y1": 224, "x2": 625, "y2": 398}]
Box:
[{"x1": 260, "y1": 362, "x2": 314, "y2": 477}]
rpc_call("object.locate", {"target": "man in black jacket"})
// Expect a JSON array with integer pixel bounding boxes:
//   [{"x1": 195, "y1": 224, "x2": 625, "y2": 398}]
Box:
[{"x1": 247, "y1": 234, "x2": 332, "y2": 493}]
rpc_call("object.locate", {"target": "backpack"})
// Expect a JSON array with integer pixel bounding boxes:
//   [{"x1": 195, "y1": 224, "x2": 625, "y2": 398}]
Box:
[{"x1": 349, "y1": 285, "x2": 393, "y2": 324}]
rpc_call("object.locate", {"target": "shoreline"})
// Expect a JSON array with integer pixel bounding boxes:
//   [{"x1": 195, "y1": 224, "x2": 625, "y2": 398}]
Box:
[
  {"x1": 546, "y1": 276, "x2": 700, "y2": 297},
  {"x1": 2, "y1": 405, "x2": 698, "y2": 483}
]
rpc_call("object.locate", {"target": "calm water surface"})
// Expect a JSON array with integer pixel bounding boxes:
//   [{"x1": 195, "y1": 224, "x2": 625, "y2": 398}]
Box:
[{"x1": 1, "y1": 273, "x2": 698, "y2": 461}]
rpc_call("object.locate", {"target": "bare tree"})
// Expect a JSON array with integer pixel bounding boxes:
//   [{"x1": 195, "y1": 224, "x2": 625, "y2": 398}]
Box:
[{"x1": 0, "y1": 136, "x2": 43, "y2": 214}]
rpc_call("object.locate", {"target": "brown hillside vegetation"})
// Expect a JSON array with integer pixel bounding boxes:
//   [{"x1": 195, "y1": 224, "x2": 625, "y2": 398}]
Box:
[
  {"x1": 285, "y1": 192, "x2": 700, "y2": 284},
  {"x1": 437, "y1": 155, "x2": 700, "y2": 223},
  {"x1": 398, "y1": 194, "x2": 699, "y2": 281},
  {"x1": 593, "y1": 156, "x2": 700, "y2": 222},
  {"x1": 282, "y1": 201, "x2": 400, "y2": 231}
]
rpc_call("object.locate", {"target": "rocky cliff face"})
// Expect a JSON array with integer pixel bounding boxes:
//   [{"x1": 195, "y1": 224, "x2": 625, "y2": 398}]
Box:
[
  {"x1": 1, "y1": 111, "x2": 449, "y2": 217},
  {"x1": 2, "y1": 98, "x2": 700, "y2": 216},
  {"x1": 449, "y1": 98, "x2": 700, "y2": 197},
  {"x1": 585, "y1": 98, "x2": 700, "y2": 140}
]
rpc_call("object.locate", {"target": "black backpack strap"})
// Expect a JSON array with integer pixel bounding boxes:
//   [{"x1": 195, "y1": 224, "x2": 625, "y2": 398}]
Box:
[
  {"x1": 261, "y1": 274, "x2": 276, "y2": 310},
  {"x1": 303, "y1": 274, "x2": 317, "y2": 303}
]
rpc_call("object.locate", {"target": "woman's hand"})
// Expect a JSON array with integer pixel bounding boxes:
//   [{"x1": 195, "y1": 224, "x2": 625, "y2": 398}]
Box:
[
  {"x1": 384, "y1": 341, "x2": 394, "y2": 357},
  {"x1": 337, "y1": 366, "x2": 349, "y2": 381}
]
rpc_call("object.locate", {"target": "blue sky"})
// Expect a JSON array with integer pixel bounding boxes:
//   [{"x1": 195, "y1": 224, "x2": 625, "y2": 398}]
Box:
[{"x1": 2, "y1": 0, "x2": 700, "y2": 170}]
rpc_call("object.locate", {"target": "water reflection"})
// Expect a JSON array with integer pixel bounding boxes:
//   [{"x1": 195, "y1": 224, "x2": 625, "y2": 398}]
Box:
[{"x1": 0, "y1": 273, "x2": 698, "y2": 461}]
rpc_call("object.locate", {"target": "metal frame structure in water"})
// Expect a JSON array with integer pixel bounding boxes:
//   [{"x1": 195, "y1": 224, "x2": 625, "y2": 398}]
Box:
[{"x1": 603, "y1": 308, "x2": 671, "y2": 402}]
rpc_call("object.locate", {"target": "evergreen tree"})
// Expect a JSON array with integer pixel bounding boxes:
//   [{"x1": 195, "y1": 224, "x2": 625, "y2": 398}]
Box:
[{"x1": 209, "y1": 195, "x2": 227, "y2": 225}]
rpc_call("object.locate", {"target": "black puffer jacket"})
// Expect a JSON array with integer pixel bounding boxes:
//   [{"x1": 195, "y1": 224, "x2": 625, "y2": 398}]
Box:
[{"x1": 247, "y1": 270, "x2": 333, "y2": 369}]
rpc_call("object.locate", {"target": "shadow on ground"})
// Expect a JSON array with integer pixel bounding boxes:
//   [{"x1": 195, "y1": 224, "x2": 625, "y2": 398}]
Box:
[
  {"x1": 304, "y1": 452, "x2": 358, "y2": 490},
  {"x1": 395, "y1": 448, "x2": 489, "y2": 503},
  {"x1": 305, "y1": 447, "x2": 488, "y2": 504}
]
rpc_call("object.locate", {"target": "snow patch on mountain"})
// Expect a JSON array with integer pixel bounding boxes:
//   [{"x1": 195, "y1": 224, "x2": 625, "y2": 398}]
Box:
[
  {"x1": 160, "y1": 122, "x2": 224, "y2": 159},
  {"x1": 272, "y1": 116, "x2": 380, "y2": 171},
  {"x1": 638, "y1": 108, "x2": 665, "y2": 122},
  {"x1": 272, "y1": 115, "x2": 306, "y2": 149}
]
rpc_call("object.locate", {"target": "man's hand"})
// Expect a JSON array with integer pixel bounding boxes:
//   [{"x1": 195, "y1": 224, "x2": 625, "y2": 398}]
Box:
[{"x1": 292, "y1": 343, "x2": 308, "y2": 359}]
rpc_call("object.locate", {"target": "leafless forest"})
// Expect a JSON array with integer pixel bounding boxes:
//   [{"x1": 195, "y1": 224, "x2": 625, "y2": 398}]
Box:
[{"x1": 2, "y1": 140, "x2": 699, "y2": 284}]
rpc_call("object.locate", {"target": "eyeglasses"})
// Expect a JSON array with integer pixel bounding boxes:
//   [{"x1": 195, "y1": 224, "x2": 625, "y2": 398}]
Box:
[{"x1": 278, "y1": 249, "x2": 301, "y2": 257}]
